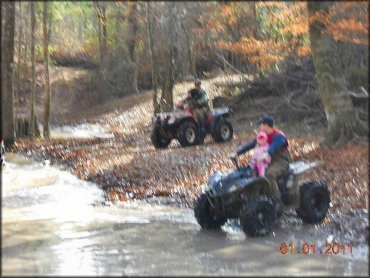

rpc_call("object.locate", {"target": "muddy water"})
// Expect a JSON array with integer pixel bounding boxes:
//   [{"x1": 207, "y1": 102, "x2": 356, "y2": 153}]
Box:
[{"x1": 2, "y1": 154, "x2": 368, "y2": 276}]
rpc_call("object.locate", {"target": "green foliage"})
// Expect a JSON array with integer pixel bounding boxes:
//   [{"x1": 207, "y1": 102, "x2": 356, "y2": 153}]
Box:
[{"x1": 48, "y1": 45, "x2": 55, "y2": 56}]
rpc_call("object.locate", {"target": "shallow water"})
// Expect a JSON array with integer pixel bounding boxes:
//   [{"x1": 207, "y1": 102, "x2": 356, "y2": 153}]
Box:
[{"x1": 1, "y1": 154, "x2": 368, "y2": 275}]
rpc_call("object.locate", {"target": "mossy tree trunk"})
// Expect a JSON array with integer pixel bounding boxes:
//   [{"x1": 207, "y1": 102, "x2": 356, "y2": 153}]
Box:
[{"x1": 307, "y1": 1, "x2": 367, "y2": 146}]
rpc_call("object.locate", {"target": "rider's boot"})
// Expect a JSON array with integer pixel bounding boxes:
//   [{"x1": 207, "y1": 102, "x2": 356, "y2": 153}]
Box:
[{"x1": 198, "y1": 117, "x2": 206, "y2": 137}]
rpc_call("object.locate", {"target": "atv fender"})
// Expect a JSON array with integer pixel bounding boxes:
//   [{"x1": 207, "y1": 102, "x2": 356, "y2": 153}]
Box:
[
  {"x1": 177, "y1": 115, "x2": 197, "y2": 128},
  {"x1": 210, "y1": 109, "x2": 232, "y2": 131},
  {"x1": 236, "y1": 176, "x2": 271, "y2": 196},
  {"x1": 213, "y1": 108, "x2": 232, "y2": 118},
  {"x1": 207, "y1": 176, "x2": 271, "y2": 210},
  {"x1": 214, "y1": 176, "x2": 270, "y2": 196}
]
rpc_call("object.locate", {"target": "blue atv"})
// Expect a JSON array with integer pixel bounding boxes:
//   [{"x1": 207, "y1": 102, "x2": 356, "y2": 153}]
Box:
[{"x1": 194, "y1": 156, "x2": 331, "y2": 237}]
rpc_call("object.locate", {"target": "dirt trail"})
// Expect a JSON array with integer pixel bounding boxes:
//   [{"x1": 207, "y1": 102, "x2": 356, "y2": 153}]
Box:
[
  {"x1": 16, "y1": 60, "x2": 250, "y2": 126},
  {"x1": 15, "y1": 63, "x2": 93, "y2": 123},
  {"x1": 54, "y1": 74, "x2": 251, "y2": 125}
]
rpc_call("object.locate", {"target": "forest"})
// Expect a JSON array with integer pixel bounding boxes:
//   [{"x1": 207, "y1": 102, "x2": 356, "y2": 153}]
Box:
[
  {"x1": 1, "y1": 1, "x2": 369, "y2": 275},
  {"x1": 2, "y1": 2, "x2": 368, "y2": 142},
  {"x1": 1, "y1": 0, "x2": 369, "y2": 250}
]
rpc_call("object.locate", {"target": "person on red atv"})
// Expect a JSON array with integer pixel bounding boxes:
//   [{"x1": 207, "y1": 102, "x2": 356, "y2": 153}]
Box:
[{"x1": 187, "y1": 79, "x2": 210, "y2": 133}]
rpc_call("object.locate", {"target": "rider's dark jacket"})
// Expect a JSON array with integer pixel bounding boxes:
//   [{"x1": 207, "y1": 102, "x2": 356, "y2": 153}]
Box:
[
  {"x1": 187, "y1": 88, "x2": 210, "y2": 110},
  {"x1": 195, "y1": 89, "x2": 210, "y2": 109}
]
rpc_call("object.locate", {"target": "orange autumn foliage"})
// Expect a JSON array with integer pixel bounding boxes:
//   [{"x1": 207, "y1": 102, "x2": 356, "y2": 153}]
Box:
[{"x1": 208, "y1": 1, "x2": 368, "y2": 71}]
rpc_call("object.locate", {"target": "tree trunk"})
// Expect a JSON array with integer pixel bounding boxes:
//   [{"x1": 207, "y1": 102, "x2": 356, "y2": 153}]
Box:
[
  {"x1": 29, "y1": 1, "x2": 36, "y2": 138},
  {"x1": 23, "y1": 4, "x2": 29, "y2": 95},
  {"x1": 146, "y1": 2, "x2": 160, "y2": 114},
  {"x1": 16, "y1": 117, "x2": 40, "y2": 138},
  {"x1": 128, "y1": 2, "x2": 139, "y2": 93},
  {"x1": 94, "y1": 2, "x2": 103, "y2": 78},
  {"x1": 42, "y1": 2, "x2": 51, "y2": 138},
  {"x1": 160, "y1": 2, "x2": 177, "y2": 112},
  {"x1": 15, "y1": 1, "x2": 22, "y2": 103},
  {"x1": 115, "y1": 4, "x2": 122, "y2": 46},
  {"x1": 47, "y1": 19, "x2": 52, "y2": 46},
  {"x1": 128, "y1": 3, "x2": 138, "y2": 63},
  {"x1": 1, "y1": 2, "x2": 4, "y2": 38},
  {"x1": 102, "y1": 2, "x2": 107, "y2": 50},
  {"x1": 1, "y1": 2, "x2": 16, "y2": 146},
  {"x1": 161, "y1": 46, "x2": 175, "y2": 112},
  {"x1": 181, "y1": 20, "x2": 197, "y2": 78},
  {"x1": 252, "y1": 3, "x2": 262, "y2": 75},
  {"x1": 307, "y1": 1, "x2": 367, "y2": 145}
]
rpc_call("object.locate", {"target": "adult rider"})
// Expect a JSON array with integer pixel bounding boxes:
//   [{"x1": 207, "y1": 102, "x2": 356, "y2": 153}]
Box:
[
  {"x1": 230, "y1": 115, "x2": 292, "y2": 213},
  {"x1": 185, "y1": 79, "x2": 210, "y2": 135}
]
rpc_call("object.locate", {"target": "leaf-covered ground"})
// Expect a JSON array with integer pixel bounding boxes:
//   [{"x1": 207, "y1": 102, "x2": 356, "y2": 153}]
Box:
[{"x1": 14, "y1": 75, "x2": 368, "y2": 217}]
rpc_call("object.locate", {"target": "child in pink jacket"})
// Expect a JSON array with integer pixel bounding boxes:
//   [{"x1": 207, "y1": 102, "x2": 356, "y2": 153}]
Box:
[{"x1": 250, "y1": 132, "x2": 271, "y2": 177}]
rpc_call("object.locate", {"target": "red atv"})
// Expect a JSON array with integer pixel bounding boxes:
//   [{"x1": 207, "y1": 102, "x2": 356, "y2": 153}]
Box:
[{"x1": 150, "y1": 100, "x2": 233, "y2": 148}]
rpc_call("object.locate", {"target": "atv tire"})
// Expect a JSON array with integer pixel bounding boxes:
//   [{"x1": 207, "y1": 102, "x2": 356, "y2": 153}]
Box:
[
  {"x1": 239, "y1": 195, "x2": 276, "y2": 237},
  {"x1": 197, "y1": 128, "x2": 206, "y2": 145},
  {"x1": 296, "y1": 182, "x2": 330, "y2": 224},
  {"x1": 150, "y1": 127, "x2": 171, "y2": 149},
  {"x1": 211, "y1": 118, "x2": 233, "y2": 143},
  {"x1": 178, "y1": 121, "x2": 199, "y2": 147},
  {"x1": 194, "y1": 193, "x2": 227, "y2": 229}
]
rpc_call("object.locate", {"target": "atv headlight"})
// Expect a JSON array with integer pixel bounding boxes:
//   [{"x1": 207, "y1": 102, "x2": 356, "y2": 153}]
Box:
[
  {"x1": 227, "y1": 184, "x2": 241, "y2": 193},
  {"x1": 168, "y1": 117, "x2": 176, "y2": 124}
]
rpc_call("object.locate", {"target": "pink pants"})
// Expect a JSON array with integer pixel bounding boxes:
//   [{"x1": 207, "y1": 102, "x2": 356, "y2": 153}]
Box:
[{"x1": 251, "y1": 160, "x2": 269, "y2": 177}]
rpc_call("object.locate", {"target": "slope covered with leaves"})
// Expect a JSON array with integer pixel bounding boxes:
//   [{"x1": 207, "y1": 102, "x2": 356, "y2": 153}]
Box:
[{"x1": 15, "y1": 75, "x2": 368, "y2": 216}]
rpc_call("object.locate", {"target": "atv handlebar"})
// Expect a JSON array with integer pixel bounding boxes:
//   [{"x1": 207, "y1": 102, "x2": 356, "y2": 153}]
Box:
[{"x1": 229, "y1": 155, "x2": 240, "y2": 170}]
